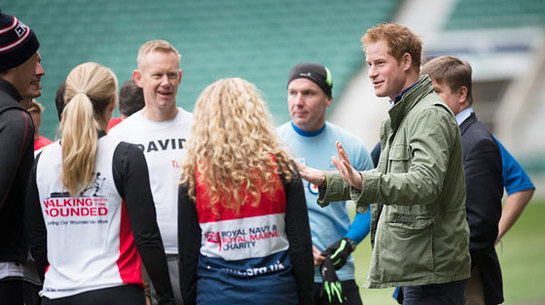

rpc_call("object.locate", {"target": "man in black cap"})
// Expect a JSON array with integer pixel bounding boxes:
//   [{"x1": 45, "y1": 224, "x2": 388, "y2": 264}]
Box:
[
  {"x1": 0, "y1": 11, "x2": 44, "y2": 304},
  {"x1": 277, "y1": 63, "x2": 374, "y2": 304}
]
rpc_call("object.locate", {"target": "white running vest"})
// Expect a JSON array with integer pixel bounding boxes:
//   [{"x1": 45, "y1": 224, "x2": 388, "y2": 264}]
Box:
[{"x1": 36, "y1": 136, "x2": 143, "y2": 299}]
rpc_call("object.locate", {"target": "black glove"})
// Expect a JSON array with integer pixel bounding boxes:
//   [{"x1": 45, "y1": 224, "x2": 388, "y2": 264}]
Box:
[
  {"x1": 320, "y1": 257, "x2": 345, "y2": 303},
  {"x1": 321, "y1": 237, "x2": 356, "y2": 270}
]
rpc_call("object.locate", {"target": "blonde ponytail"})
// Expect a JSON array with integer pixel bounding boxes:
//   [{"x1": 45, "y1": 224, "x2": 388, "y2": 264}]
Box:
[
  {"x1": 60, "y1": 62, "x2": 118, "y2": 196},
  {"x1": 60, "y1": 94, "x2": 100, "y2": 196}
]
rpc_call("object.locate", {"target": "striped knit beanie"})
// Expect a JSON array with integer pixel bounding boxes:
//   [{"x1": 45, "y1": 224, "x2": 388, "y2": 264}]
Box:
[{"x1": 0, "y1": 12, "x2": 39, "y2": 71}]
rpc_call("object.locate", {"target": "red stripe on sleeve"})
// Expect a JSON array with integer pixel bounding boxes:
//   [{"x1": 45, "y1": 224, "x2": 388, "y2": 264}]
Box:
[{"x1": 117, "y1": 200, "x2": 144, "y2": 288}]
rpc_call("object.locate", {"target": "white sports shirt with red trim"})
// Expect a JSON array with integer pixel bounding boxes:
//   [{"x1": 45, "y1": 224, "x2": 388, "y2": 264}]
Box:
[
  {"x1": 26, "y1": 135, "x2": 174, "y2": 302},
  {"x1": 34, "y1": 136, "x2": 142, "y2": 298}
]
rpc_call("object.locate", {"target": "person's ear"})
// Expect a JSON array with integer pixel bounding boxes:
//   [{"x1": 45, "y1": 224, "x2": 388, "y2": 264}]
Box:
[
  {"x1": 133, "y1": 70, "x2": 143, "y2": 88},
  {"x1": 108, "y1": 95, "x2": 116, "y2": 112},
  {"x1": 325, "y1": 96, "x2": 332, "y2": 107},
  {"x1": 402, "y1": 53, "x2": 412, "y2": 72},
  {"x1": 458, "y1": 86, "x2": 468, "y2": 104}
]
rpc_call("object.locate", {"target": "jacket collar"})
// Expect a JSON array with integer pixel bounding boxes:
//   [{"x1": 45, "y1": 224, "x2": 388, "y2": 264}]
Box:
[
  {"x1": 390, "y1": 78, "x2": 421, "y2": 106},
  {"x1": 388, "y1": 75, "x2": 434, "y2": 130},
  {"x1": 0, "y1": 78, "x2": 25, "y2": 114},
  {"x1": 0, "y1": 78, "x2": 23, "y2": 104},
  {"x1": 459, "y1": 112, "x2": 478, "y2": 135}
]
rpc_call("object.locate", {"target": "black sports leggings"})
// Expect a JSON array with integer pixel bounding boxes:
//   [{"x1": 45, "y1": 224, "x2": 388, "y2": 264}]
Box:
[
  {"x1": 0, "y1": 278, "x2": 23, "y2": 305},
  {"x1": 41, "y1": 284, "x2": 145, "y2": 305}
]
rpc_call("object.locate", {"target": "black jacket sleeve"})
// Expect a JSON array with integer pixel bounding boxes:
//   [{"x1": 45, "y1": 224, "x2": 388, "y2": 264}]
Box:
[
  {"x1": 283, "y1": 166, "x2": 314, "y2": 305},
  {"x1": 463, "y1": 129, "x2": 503, "y2": 251},
  {"x1": 113, "y1": 142, "x2": 174, "y2": 305},
  {"x1": 177, "y1": 182, "x2": 201, "y2": 305},
  {"x1": 1, "y1": 109, "x2": 33, "y2": 210},
  {"x1": 25, "y1": 153, "x2": 48, "y2": 282}
]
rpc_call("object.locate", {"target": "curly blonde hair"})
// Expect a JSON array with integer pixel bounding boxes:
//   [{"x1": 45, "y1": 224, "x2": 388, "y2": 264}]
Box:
[{"x1": 180, "y1": 78, "x2": 296, "y2": 215}]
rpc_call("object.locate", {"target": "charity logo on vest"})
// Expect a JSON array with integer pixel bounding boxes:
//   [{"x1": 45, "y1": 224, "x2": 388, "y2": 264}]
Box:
[
  {"x1": 42, "y1": 172, "x2": 110, "y2": 225},
  {"x1": 205, "y1": 225, "x2": 281, "y2": 252}
]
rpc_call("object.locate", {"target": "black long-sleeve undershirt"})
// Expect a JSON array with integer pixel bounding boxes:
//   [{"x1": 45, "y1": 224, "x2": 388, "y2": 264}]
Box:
[
  {"x1": 283, "y1": 170, "x2": 314, "y2": 305},
  {"x1": 113, "y1": 142, "x2": 174, "y2": 305}
]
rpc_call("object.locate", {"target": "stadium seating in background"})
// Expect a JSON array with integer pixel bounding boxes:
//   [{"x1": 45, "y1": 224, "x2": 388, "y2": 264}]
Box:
[{"x1": 3, "y1": 0, "x2": 401, "y2": 139}]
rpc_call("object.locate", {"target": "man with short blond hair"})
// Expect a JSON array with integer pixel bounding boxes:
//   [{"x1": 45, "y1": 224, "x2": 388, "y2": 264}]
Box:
[
  {"x1": 109, "y1": 39, "x2": 192, "y2": 305},
  {"x1": 137, "y1": 40, "x2": 181, "y2": 70}
]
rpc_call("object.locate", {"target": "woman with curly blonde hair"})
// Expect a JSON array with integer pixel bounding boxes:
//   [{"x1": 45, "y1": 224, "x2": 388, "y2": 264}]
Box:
[{"x1": 178, "y1": 78, "x2": 314, "y2": 305}]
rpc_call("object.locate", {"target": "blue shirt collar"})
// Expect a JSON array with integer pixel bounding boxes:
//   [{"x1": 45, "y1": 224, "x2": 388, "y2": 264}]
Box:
[
  {"x1": 291, "y1": 121, "x2": 326, "y2": 137},
  {"x1": 455, "y1": 107, "x2": 473, "y2": 126},
  {"x1": 389, "y1": 78, "x2": 423, "y2": 107}
]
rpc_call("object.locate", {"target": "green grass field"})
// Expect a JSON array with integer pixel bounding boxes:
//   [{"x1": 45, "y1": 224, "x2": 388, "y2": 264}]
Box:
[{"x1": 350, "y1": 199, "x2": 545, "y2": 305}]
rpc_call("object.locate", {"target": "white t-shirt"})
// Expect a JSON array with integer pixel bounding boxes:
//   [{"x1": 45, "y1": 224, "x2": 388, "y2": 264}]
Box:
[{"x1": 109, "y1": 108, "x2": 193, "y2": 254}]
